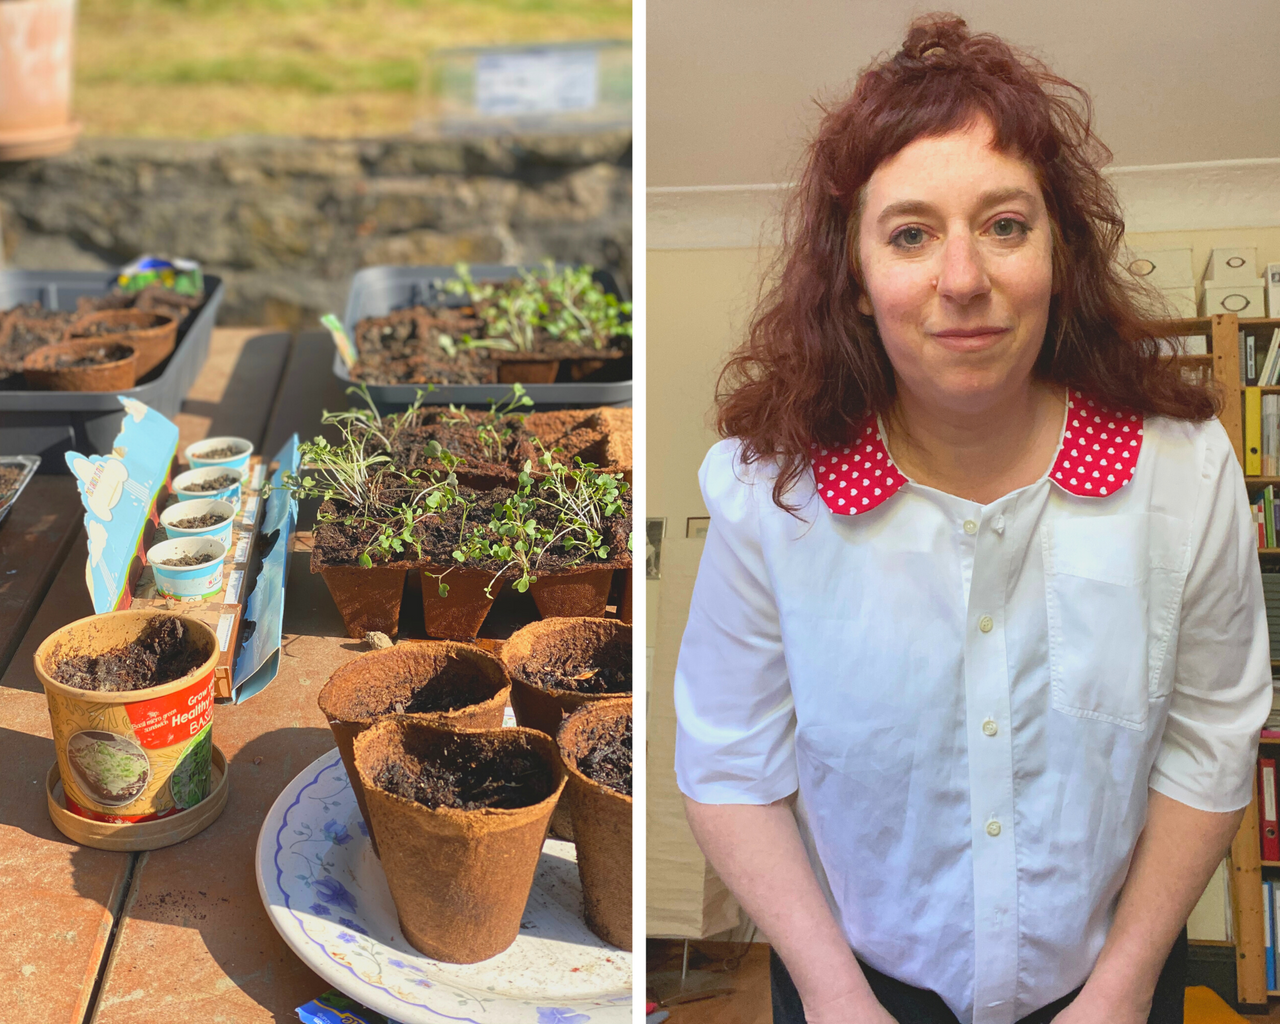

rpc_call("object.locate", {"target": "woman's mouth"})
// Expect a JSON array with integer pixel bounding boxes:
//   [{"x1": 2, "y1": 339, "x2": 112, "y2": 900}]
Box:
[{"x1": 930, "y1": 326, "x2": 1011, "y2": 351}]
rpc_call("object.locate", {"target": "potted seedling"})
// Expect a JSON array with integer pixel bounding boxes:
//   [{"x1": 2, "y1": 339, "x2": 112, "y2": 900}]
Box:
[
  {"x1": 317, "y1": 641, "x2": 510, "y2": 855},
  {"x1": 558, "y1": 699, "x2": 632, "y2": 949},
  {"x1": 352, "y1": 717, "x2": 566, "y2": 963}
]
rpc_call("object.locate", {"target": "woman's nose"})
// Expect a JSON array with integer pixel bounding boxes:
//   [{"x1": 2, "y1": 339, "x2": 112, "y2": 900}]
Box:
[{"x1": 935, "y1": 233, "x2": 991, "y2": 304}]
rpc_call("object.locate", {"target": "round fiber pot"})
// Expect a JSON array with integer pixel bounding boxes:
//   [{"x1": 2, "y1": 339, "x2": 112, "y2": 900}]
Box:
[
  {"x1": 22, "y1": 340, "x2": 138, "y2": 392},
  {"x1": 185, "y1": 436, "x2": 253, "y2": 474},
  {"x1": 160, "y1": 497, "x2": 234, "y2": 550},
  {"x1": 557, "y1": 699, "x2": 632, "y2": 949},
  {"x1": 69, "y1": 310, "x2": 178, "y2": 377},
  {"x1": 353, "y1": 719, "x2": 566, "y2": 963},
  {"x1": 33, "y1": 611, "x2": 219, "y2": 823},
  {"x1": 503, "y1": 617, "x2": 632, "y2": 738},
  {"x1": 317, "y1": 641, "x2": 510, "y2": 855}
]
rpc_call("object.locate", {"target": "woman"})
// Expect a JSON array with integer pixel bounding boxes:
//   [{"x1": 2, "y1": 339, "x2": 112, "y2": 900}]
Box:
[{"x1": 673, "y1": 14, "x2": 1271, "y2": 1024}]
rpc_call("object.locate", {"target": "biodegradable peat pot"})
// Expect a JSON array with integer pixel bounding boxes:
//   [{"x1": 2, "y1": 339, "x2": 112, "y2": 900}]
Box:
[
  {"x1": 33, "y1": 611, "x2": 219, "y2": 823},
  {"x1": 353, "y1": 719, "x2": 567, "y2": 963},
  {"x1": 558, "y1": 699, "x2": 632, "y2": 949},
  {"x1": 420, "y1": 567, "x2": 501, "y2": 640},
  {"x1": 494, "y1": 357, "x2": 560, "y2": 384},
  {"x1": 527, "y1": 566, "x2": 615, "y2": 619},
  {"x1": 22, "y1": 340, "x2": 138, "y2": 392},
  {"x1": 317, "y1": 641, "x2": 510, "y2": 855},
  {"x1": 315, "y1": 555, "x2": 407, "y2": 639},
  {"x1": 68, "y1": 310, "x2": 178, "y2": 376}
]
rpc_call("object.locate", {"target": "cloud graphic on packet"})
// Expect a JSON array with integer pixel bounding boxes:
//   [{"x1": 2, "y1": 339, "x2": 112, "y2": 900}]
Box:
[
  {"x1": 87, "y1": 520, "x2": 109, "y2": 567},
  {"x1": 71, "y1": 457, "x2": 128, "y2": 521}
]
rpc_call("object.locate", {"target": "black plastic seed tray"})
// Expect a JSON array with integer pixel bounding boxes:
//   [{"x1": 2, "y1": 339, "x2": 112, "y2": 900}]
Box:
[
  {"x1": 337, "y1": 263, "x2": 632, "y2": 411},
  {"x1": 0, "y1": 454, "x2": 40, "y2": 526},
  {"x1": 0, "y1": 271, "x2": 225, "y2": 469}
]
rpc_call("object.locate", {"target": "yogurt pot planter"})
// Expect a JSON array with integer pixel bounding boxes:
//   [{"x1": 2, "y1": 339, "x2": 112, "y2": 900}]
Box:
[
  {"x1": 172, "y1": 465, "x2": 244, "y2": 511},
  {"x1": 317, "y1": 641, "x2": 510, "y2": 855},
  {"x1": 420, "y1": 567, "x2": 503, "y2": 640},
  {"x1": 22, "y1": 340, "x2": 139, "y2": 392},
  {"x1": 33, "y1": 611, "x2": 220, "y2": 824},
  {"x1": 185, "y1": 436, "x2": 253, "y2": 473},
  {"x1": 352, "y1": 718, "x2": 567, "y2": 964},
  {"x1": 160, "y1": 497, "x2": 235, "y2": 550},
  {"x1": 68, "y1": 310, "x2": 179, "y2": 377},
  {"x1": 557, "y1": 699, "x2": 633, "y2": 949},
  {"x1": 528, "y1": 565, "x2": 616, "y2": 619},
  {"x1": 147, "y1": 536, "x2": 226, "y2": 600}
]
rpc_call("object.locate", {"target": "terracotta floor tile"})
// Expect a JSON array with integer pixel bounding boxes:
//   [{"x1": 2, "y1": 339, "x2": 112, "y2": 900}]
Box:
[
  {"x1": 0, "y1": 687, "x2": 132, "y2": 1024},
  {"x1": 91, "y1": 634, "x2": 362, "y2": 1024}
]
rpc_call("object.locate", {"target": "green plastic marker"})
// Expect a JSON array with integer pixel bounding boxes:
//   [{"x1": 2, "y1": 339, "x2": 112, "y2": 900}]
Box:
[{"x1": 320, "y1": 313, "x2": 358, "y2": 370}]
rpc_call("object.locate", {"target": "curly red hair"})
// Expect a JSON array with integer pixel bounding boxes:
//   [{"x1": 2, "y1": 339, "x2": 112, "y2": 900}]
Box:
[{"x1": 716, "y1": 12, "x2": 1218, "y2": 511}]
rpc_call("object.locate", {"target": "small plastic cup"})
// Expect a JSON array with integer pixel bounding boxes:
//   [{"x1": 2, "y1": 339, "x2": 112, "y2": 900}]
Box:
[
  {"x1": 185, "y1": 436, "x2": 253, "y2": 474},
  {"x1": 172, "y1": 466, "x2": 243, "y2": 511},
  {"x1": 160, "y1": 498, "x2": 235, "y2": 550},
  {"x1": 147, "y1": 537, "x2": 226, "y2": 599}
]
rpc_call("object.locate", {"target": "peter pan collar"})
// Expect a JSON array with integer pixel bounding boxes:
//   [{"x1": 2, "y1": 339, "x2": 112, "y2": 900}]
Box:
[{"x1": 811, "y1": 390, "x2": 1144, "y2": 516}]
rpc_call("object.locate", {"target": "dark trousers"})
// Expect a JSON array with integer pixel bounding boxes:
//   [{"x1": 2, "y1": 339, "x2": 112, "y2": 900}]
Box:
[{"x1": 770, "y1": 929, "x2": 1187, "y2": 1024}]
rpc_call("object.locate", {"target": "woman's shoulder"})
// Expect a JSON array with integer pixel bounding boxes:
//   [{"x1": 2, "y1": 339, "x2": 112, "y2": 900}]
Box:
[
  {"x1": 1141, "y1": 413, "x2": 1241, "y2": 503},
  {"x1": 698, "y1": 439, "x2": 815, "y2": 516}
]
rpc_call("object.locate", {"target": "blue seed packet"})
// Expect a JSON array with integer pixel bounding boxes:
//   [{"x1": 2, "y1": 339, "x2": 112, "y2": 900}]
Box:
[{"x1": 297, "y1": 989, "x2": 406, "y2": 1024}]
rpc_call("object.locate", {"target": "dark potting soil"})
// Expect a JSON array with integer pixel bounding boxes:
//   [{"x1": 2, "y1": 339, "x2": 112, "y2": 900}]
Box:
[
  {"x1": 311, "y1": 486, "x2": 631, "y2": 572},
  {"x1": 171, "y1": 511, "x2": 229, "y2": 529},
  {"x1": 51, "y1": 616, "x2": 207, "y2": 692},
  {"x1": 0, "y1": 465, "x2": 24, "y2": 502},
  {"x1": 350, "y1": 308, "x2": 498, "y2": 386},
  {"x1": 577, "y1": 718, "x2": 632, "y2": 797},
  {"x1": 374, "y1": 733, "x2": 553, "y2": 810},
  {"x1": 53, "y1": 344, "x2": 133, "y2": 368},
  {"x1": 158, "y1": 552, "x2": 216, "y2": 567},
  {"x1": 531, "y1": 663, "x2": 631, "y2": 694},
  {"x1": 193, "y1": 444, "x2": 242, "y2": 459},
  {"x1": 184, "y1": 474, "x2": 239, "y2": 492}
]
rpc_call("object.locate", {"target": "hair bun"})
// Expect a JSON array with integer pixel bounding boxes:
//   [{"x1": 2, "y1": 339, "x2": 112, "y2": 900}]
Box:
[{"x1": 903, "y1": 13, "x2": 970, "y2": 60}]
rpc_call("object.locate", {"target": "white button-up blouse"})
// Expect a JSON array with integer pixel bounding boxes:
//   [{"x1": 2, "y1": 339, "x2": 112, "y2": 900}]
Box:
[{"x1": 673, "y1": 392, "x2": 1272, "y2": 1024}]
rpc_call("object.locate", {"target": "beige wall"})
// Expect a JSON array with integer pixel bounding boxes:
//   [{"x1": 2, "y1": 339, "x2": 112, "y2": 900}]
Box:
[{"x1": 645, "y1": 231, "x2": 1280, "y2": 936}]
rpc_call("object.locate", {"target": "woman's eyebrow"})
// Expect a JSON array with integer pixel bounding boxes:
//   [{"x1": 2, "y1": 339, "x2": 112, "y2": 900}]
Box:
[{"x1": 874, "y1": 187, "x2": 1040, "y2": 226}]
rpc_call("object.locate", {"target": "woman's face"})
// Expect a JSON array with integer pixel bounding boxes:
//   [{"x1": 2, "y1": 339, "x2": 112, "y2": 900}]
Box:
[{"x1": 856, "y1": 117, "x2": 1054, "y2": 416}]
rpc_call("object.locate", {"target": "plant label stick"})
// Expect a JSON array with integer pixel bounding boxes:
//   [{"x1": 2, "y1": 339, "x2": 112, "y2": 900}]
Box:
[{"x1": 321, "y1": 313, "x2": 358, "y2": 370}]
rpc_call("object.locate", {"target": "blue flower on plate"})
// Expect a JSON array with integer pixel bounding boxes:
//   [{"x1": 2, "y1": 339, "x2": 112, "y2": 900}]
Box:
[
  {"x1": 313, "y1": 876, "x2": 357, "y2": 913},
  {"x1": 336, "y1": 931, "x2": 359, "y2": 945},
  {"x1": 388, "y1": 958, "x2": 407, "y2": 969},
  {"x1": 337, "y1": 917, "x2": 369, "y2": 935},
  {"x1": 309, "y1": 903, "x2": 332, "y2": 917},
  {"x1": 356, "y1": 819, "x2": 369, "y2": 838},
  {"x1": 537, "y1": 1010, "x2": 590, "y2": 1024},
  {"x1": 322, "y1": 818, "x2": 353, "y2": 845}
]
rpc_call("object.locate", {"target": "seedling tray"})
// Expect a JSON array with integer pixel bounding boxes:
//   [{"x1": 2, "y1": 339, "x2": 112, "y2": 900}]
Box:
[
  {"x1": 337, "y1": 263, "x2": 632, "y2": 411},
  {"x1": 0, "y1": 271, "x2": 225, "y2": 467},
  {"x1": 0, "y1": 454, "x2": 40, "y2": 526},
  {"x1": 131, "y1": 458, "x2": 267, "y2": 700}
]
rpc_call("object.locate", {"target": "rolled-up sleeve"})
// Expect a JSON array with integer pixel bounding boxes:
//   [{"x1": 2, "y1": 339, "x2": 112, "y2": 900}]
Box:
[
  {"x1": 1150, "y1": 423, "x2": 1272, "y2": 812},
  {"x1": 674, "y1": 440, "x2": 799, "y2": 804}
]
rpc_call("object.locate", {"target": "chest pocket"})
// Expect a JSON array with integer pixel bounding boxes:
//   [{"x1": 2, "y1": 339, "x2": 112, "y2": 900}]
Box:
[{"x1": 1042, "y1": 513, "x2": 1189, "y2": 730}]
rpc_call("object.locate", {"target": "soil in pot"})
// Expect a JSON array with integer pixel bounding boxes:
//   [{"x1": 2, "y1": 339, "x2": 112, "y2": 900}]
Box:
[
  {"x1": 558, "y1": 700, "x2": 632, "y2": 949},
  {"x1": 51, "y1": 342, "x2": 132, "y2": 367},
  {"x1": 194, "y1": 444, "x2": 242, "y2": 460},
  {"x1": 170, "y1": 511, "x2": 229, "y2": 529},
  {"x1": 350, "y1": 309, "x2": 498, "y2": 385},
  {"x1": 157, "y1": 552, "x2": 217, "y2": 568},
  {"x1": 68, "y1": 310, "x2": 177, "y2": 377},
  {"x1": 318, "y1": 641, "x2": 510, "y2": 851},
  {"x1": 524, "y1": 638, "x2": 631, "y2": 695},
  {"x1": 50, "y1": 615, "x2": 207, "y2": 693},
  {"x1": 0, "y1": 465, "x2": 25, "y2": 501},
  {"x1": 182, "y1": 473, "x2": 240, "y2": 493},
  {"x1": 353, "y1": 719, "x2": 566, "y2": 963}
]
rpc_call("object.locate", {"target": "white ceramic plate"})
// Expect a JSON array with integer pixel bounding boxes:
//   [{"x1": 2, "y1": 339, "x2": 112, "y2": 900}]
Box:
[{"x1": 255, "y1": 746, "x2": 632, "y2": 1024}]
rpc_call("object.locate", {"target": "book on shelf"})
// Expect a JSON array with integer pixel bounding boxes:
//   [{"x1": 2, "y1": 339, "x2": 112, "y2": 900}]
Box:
[
  {"x1": 1268, "y1": 880, "x2": 1276, "y2": 991},
  {"x1": 1247, "y1": 387, "x2": 1263, "y2": 476},
  {"x1": 1259, "y1": 329, "x2": 1280, "y2": 387},
  {"x1": 1188, "y1": 858, "x2": 1233, "y2": 942},
  {"x1": 1261, "y1": 757, "x2": 1279, "y2": 861}
]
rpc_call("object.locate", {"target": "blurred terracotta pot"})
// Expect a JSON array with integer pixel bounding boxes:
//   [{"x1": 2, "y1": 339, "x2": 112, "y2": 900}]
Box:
[{"x1": 0, "y1": 0, "x2": 81, "y2": 160}]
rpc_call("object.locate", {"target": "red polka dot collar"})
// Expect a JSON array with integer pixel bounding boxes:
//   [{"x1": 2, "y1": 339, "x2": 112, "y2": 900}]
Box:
[{"x1": 811, "y1": 391, "x2": 1144, "y2": 516}]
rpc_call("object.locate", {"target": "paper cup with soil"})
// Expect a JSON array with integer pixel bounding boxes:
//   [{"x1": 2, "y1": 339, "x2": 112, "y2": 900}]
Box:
[
  {"x1": 558, "y1": 699, "x2": 632, "y2": 949},
  {"x1": 352, "y1": 718, "x2": 566, "y2": 964},
  {"x1": 147, "y1": 536, "x2": 226, "y2": 599},
  {"x1": 172, "y1": 465, "x2": 244, "y2": 511},
  {"x1": 318, "y1": 641, "x2": 510, "y2": 855},
  {"x1": 185, "y1": 436, "x2": 253, "y2": 474},
  {"x1": 34, "y1": 611, "x2": 219, "y2": 823},
  {"x1": 160, "y1": 497, "x2": 235, "y2": 550}
]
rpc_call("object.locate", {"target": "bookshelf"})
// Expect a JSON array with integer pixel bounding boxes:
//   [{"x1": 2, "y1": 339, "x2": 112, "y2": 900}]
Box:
[{"x1": 1183, "y1": 312, "x2": 1280, "y2": 1004}]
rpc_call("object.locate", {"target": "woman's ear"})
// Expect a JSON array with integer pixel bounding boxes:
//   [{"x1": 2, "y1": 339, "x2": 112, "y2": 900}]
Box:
[{"x1": 856, "y1": 292, "x2": 874, "y2": 316}]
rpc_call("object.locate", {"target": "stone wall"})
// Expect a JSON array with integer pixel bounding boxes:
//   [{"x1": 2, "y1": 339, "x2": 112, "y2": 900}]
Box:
[{"x1": 0, "y1": 132, "x2": 631, "y2": 327}]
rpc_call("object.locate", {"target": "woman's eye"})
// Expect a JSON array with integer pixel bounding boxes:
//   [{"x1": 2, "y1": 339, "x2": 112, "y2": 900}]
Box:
[
  {"x1": 991, "y1": 218, "x2": 1027, "y2": 238},
  {"x1": 892, "y1": 226, "x2": 927, "y2": 248}
]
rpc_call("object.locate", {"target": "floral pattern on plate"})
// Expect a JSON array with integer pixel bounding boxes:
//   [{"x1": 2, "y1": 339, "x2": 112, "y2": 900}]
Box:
[{"x1": 255, "y1": 747, "x2": 631, "y2": 1024}]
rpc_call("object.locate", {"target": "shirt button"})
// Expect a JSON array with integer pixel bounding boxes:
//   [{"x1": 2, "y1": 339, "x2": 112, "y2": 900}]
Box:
[
  {"x1": 978, "y1": 615, "x2": 994, "y2": 633},
  {"x1": 986, "y1": 821, "x2": 1002, "y2": 837},
  {"x1": 982, "y1": 719, "x2": 998, "y2": 737},
  {"x1": 963, "y1": 519, "x2": 978, "y2": 535}
]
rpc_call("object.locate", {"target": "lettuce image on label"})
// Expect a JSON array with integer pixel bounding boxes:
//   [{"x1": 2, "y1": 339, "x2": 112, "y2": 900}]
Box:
[
  {"x1": 67, "y1": 730, "x2": 151, "y2": 806},
  {"x1": 169, "y1": 723, "x2": 213, "y2": 810}
]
